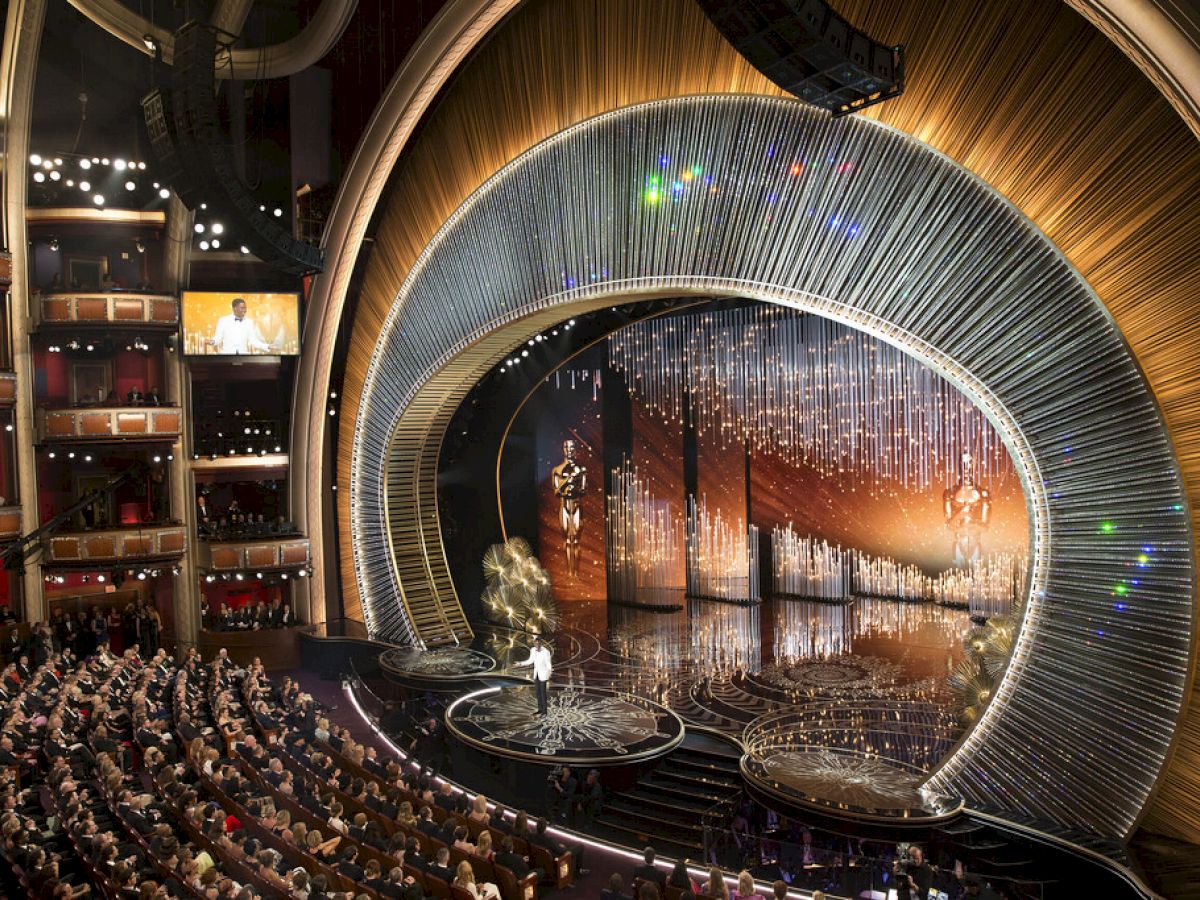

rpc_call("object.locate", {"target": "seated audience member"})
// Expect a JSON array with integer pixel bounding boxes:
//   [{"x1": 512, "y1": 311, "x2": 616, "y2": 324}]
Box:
[
  {"x1": 428, "y1": 847, "x2": 454, "y2": 883},
  {"x1": 638, "y1": 884, "x2": 662, "y2": 900},
  {"x1": 772, "y1": 881, "x2": 789, "y2": 900},
  {"x1": 452, "y1": 824, "x2": 476, "y2": 855},
  {"x1": 468, "y1": 793, "x2": 490, "y2": 825},
  {"x1": 452, "y1": 860, "x2": 501, "y2": 900},
  {"x1": 636, "y1": 847, "x2": 667, "y2": 890},
  {"x1": 734, "y1": 870, "x2": 765, "y2": 900},
  {"x1": 495, "y1": 834, "x2": 541, "y2": 881},
  {"x1": 532, "y1": 816, "x2": 587, "y2": 874},
  {"x1": 602, "y1": 872, "x2": 634, "y2": 900},
  {"x1": 670, "y1": 859, "x2": 700, "y2": 893},
  {"x1": 704, "y1": 867, "x2": 730, "y2": 900}
]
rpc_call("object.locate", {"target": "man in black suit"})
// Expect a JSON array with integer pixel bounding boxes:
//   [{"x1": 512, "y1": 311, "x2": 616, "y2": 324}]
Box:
[
  {"x1": 337, "y1": 845, "x2": 365, "y2": 882},
  {"x1": 416, "y1": 804, "x2": 440, "y2": 838},
  {"x1": 495, "y1": 834, "x2": 543, "y2": 882},
  {"x1": 404, "y1": 836, "x2": 427, "y2": 872},
  {"x1": 427, "y1": 847, "x2": 454, "y2": 884},
  {"x1": 532, "y1": 817, "x2": 587, "y2": 875},
  {"x1": 634, "y1": 846, "x2": 667, "y2": 891}
]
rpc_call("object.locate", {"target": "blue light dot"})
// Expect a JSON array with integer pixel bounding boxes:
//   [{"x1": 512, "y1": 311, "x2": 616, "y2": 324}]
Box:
[
  {"x1": 1115, "y1": 603, "x2": 1126, "y2": 611},
  {"x1": 847, "y1": 224, "x2": 861, "y2": 238}
]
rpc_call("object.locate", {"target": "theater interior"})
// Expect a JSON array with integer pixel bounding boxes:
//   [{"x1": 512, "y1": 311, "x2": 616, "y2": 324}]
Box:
[{"x1": 2, "y1": 1, "x2": 1200, "y2": 898}]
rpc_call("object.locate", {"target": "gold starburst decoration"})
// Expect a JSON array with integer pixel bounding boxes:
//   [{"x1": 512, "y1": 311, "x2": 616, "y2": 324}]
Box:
[{"x1": 481, "y1": 537, "x2": 558, "y2": 635}]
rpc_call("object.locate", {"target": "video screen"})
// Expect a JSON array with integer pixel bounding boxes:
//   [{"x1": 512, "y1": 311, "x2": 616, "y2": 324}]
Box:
[{"x1": 182, "y1": 291, "x2": 300, "y2": 356}]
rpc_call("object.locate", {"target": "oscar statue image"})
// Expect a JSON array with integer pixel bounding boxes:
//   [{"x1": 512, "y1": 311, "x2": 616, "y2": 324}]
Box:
[
  {"x1": 552, "y1": 439, "x2": 587, "y2": 577},
  {"x1": 944, "y1": 453, "x2": 991, "y2": 567}
]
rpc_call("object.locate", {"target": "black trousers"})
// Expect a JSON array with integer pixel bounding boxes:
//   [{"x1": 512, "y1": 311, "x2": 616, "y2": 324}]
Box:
[{"x1": 535, "y1": 677, "x2": 548, "y2": 714}]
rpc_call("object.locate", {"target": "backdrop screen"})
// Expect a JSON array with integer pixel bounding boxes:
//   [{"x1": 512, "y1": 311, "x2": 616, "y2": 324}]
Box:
[{"x1": 182, "y1": 291, "x2": 300, "y2": 356}]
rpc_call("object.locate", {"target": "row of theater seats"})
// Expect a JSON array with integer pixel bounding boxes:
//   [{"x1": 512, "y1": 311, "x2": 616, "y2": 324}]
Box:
[{"x1": 0, "y1": 643, "x2": 578, "y2": 900}]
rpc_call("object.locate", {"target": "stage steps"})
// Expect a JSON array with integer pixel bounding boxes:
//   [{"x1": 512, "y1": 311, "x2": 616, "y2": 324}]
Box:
[{"x1": 593, "y1": 740, "x2": 745, "y2": 859}]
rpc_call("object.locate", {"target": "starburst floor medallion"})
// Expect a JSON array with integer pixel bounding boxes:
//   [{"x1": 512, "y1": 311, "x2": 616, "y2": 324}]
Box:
[
  {"x1": 754, "y1": 749, "x2": 960, "y2": 817},
  {"x1": 445, "y1": 685, "x2": 685, "y2": 764},
  {"x1": 379, "y1": 647, "x2": 497, "y2": 679}
]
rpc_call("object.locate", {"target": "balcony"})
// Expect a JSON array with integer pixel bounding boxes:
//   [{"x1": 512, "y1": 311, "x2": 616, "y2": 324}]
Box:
[
  {"x1": 43, "y1": 523, "x2": 187, "y2": 566},
  {"x1": 197, "y1": 535, "x2": 310, "y2": 573},
  {"x1": 0, "y1": 371, "x2": 15, "y2": 406},
  {"x1": 37, "y1": 292, "x2": 179, "y2": 330},
  {"x1": 37, "y1": 405, "x2": 182, "y2": 443},
  {"x1": 0, "y1": 506, "x2": 22, "y2": 540}
]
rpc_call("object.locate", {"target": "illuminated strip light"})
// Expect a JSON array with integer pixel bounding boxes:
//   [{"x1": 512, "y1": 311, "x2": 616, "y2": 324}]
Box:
[
  {"x1": 343, "y1": 679, "x2": 812, "y2": 899},
  {"x1": 350, "y1": 95, "x2": 1191, "y2": 838}
]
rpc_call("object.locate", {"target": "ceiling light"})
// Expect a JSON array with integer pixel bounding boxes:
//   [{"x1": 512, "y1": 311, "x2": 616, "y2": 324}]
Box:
[
  {"x1": 32, "y1": 172, "x2": 45, "y2": 183},
  {"x1": 273, "y1": 207, "x2": 282, "y2": 217},
  {"x1": 79, "y1": 159, "x2": 91, "y2": 170},
  {"x1": 239, "y1": 245, "x2": 250, "y2": 254},
  {"x1": 125, "y1": 180, "x2": 136, "y2": 191},
  {"x1": 211, "y1": 222, "x2": 224, "y2": 235},
  {"x1": 101, "y1": 157, "x2": 109, "y2": 165},
  {"x1": 79, "y1": 180, "x2": 90, "y2": 192},
  {"x1": 198, "y1": 240, "x2": 210, "y2": 251},
  {"x1": 54, "y1": 158, "x2": 62, "y2": 166},
  {"x1": 65, "y1": 179, "x2": 74, "y2": 187},
  {"x1": 114, "y1": 159, "x2": 126, "y2": 170},
  {"x1": 93, "y1": 194, "x2": 105, "y2": 205},
  {"x1": 49, "y1": 171, "x2": 61, "y2": 181},
  {"x1": 138, "y1": 162, "x2": 146, "y2": 170},
  {"x1": 200, "y1": 202, "x2": 207, "y2": 210},
  {"x1": 29, "y1": 153, "x2": 41, "y2": 165},
  {"x1": 159, "y1": 188, "x2": 170, "y2": 199},
  {"x1": 42, "y1": 160, "x2": 53, "y2": 169},
  {"x1": 210, "y1": 239, "x2": 220, "y2": 249},
  {"x1": 194, "y1": 223, "x2": 205, "y2": 233}
]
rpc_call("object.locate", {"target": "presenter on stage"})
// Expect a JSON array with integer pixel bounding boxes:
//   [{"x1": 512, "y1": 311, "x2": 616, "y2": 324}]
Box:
[
  {"x1": 515, "y1": 637, "x2": 553, "y2": 716},
  {"x1": 208, "y1": 297, "x2": 273, "y2": 354}
]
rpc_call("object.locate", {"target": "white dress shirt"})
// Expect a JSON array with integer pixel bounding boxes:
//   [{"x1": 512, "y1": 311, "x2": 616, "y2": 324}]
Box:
[
  {"x1": 212, "y1": 314, "x2": 270, "y2": 354},
  {"x1": 517, "y1": 645, "x2": 553, "y2": 681}
]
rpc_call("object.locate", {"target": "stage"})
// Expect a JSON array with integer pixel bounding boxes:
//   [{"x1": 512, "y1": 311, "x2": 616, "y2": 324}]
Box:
[{"x1": 378, "y1": 594, "x2": 973, "y2": 824}]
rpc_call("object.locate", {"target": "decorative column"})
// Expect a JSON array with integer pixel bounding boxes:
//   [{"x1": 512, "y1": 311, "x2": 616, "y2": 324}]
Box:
[
  {"x1": 1, "y1": 0, "x2": 48, "y2": 622},
  {"x1": 161, "y1": 196, "x2": 200, "y2": 653}
]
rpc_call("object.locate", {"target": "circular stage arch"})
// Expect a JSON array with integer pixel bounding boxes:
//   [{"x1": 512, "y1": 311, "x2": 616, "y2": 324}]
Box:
[{"x1": 349, "y1": 94, "x2": 1193, "y2": 838}]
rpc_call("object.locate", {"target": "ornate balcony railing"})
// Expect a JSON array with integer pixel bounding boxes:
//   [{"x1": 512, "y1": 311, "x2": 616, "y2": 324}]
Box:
[
  {"x1": 44, "y1": 524, "x2": 187, "y2": 565},
  {"x1": 37, "y1": 406, "x2": 182, "y2": 442},
  {"x1": 0, "y1": 506, "x2": 22, "y2": 540},
  {"x1": 37, "y1": 292, "x2": 179, "y2": 329},
  {"x1": 198, "y1": 536, "x2": 310, "y2": 573},
  {"x1": 0, "y1": 371, "x2": 15, "y2": 406}
]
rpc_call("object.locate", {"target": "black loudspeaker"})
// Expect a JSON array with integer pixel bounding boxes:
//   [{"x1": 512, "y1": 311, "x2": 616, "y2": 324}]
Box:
[
  {"x1": 697, "y1": 0, "x2": 904, "y2": 116},
  {"x1": 141, "y1": 22, "x2": 324, "y2": 275}
]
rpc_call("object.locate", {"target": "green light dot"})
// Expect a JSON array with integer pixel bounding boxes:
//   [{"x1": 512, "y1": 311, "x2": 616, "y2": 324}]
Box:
[
  {"x1": 691, "y1": 165, "x2": 703, "y2": 176},
  {"x1": 1115, "y1": 584, "x2": 1128, "y2": 595},
  {"x1": 1100, "y1": 521, "x2": 1114, "y2": 533}
]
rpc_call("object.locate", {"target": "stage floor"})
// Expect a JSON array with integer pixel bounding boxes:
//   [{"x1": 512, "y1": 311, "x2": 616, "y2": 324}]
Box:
[{"x1": 385, "y1": 596, "x2": 977, "y2": 819}]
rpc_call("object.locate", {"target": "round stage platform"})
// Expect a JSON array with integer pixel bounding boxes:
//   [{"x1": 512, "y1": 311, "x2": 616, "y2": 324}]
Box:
[
  {"x1": 379, "y1": 645, "x2": 497, "y2": 680},
  {"x1": 743, "y1": 749, "x2": 962, "y2": 822},
  {"x1": 444, "y1": 684, "x2": 685, "y2": 764}
]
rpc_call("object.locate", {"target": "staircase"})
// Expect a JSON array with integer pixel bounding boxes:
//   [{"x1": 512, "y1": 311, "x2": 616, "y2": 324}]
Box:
[{"x1": 594, "y1": 737, "x2": 745, "y2": 859}]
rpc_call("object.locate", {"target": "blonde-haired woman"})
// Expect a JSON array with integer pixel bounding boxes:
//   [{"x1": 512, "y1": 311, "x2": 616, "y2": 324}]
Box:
[
  {"x1": 475, "y1": 830, "x2": 494, "y2": 861},
  {"x1": 468, "y1": 794, "x2": 490, "y2": 825},
  {"x1": 733, "y1": 870, "x2": 764, "y2": 900},
  {"x1": 452, "y1": 860, "x2": 501, "y2": 900}
]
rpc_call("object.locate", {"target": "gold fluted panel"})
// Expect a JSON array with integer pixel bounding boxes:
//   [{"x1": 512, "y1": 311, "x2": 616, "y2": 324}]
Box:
[{"x1": 336, "y1": 0, "x2": 1200, "y2": 838}]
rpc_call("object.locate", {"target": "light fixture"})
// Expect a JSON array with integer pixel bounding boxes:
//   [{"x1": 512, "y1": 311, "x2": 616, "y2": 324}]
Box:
[
  {"x1": 29, "y1": 153, "x2": 41, "y2": 165},
  {"x1": 49, "y1": 170, "x2": 61, "y2": 181},
  {"x1": 92, "y1": 194, "x2": 105, "y2": 205},
  {"x1": 198, "y1": 240, "x2": 210, "y2": 251},
  {"x1": 79, "y1": 159, "x2": 91, "y2": 170},
  {"x1": 194, "y1": 223, "x2": 205, "y2": 233},
  {"x1": 97, "y1": 574, "x2": 106, "y2": 583},
  {"x1": 159, "y1": 188, "x2": 170, "y2": 199},
  {"x1": 273, "y1": 207, "x2": 282, "y2": 217},
  {"x1": 125, "y1": 180, "x2": 136, "y2": 191},
  {"x1": 210, "y1": 222, "x2": 224, "y2": 235},
  {"x1": 114, "y1": 159, "x2": 126, "y2": 170},
  {"x1": 49, "y1": 238, "x2": 59, "y2": 251},
  {"x1": 143, "y1": 34, "x2": 157, "y2": 52},
  {"x1": 79, "y1": 180, "x2": 90, "y2": 192},
  {"x1": 239, "y1": 245, "x2": 250, "y2": 255},
  {"x1": 135, "y1": 239, "x2": 145, "y2": 254},
  {"x1": 210, "y1": 239, "x2": 220, "y2": 249},
  {"x1": 54, "y1": 157, "x2": 62, "y2": 166},
  {"x1": 32, "y1": 172, "x2": 45, "y2": 183}
]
